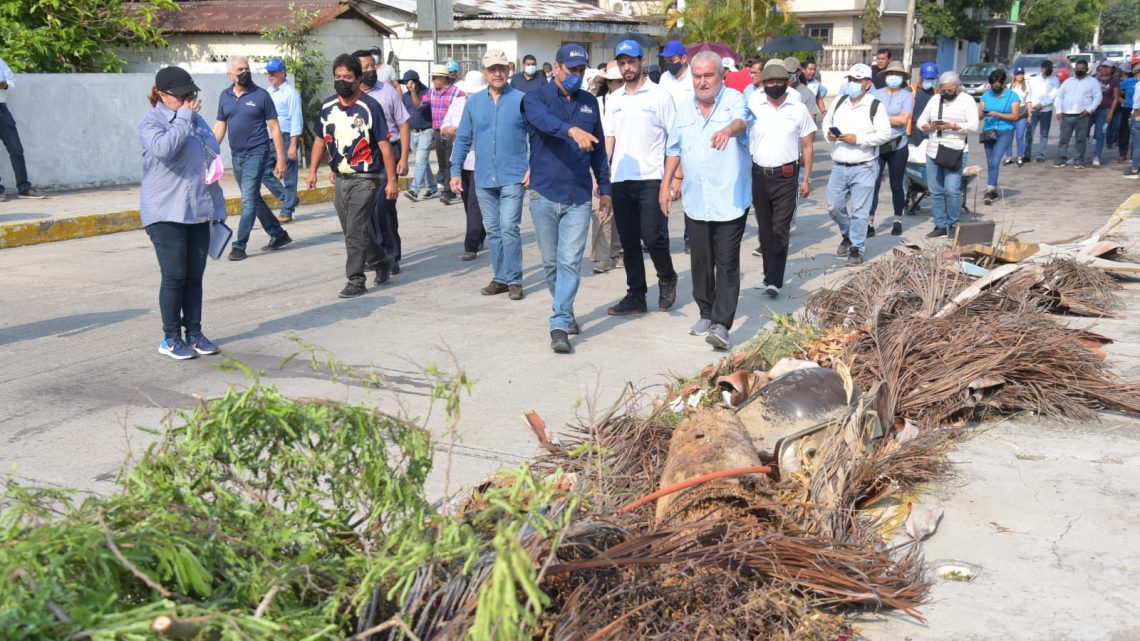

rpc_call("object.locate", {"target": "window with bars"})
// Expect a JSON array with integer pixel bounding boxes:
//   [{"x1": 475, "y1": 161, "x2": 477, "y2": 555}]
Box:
[
  {"x1": 437, "y1": 43, "x2": 487, "y2": 72},
  {"x1": 804, "y1": 24, "x2": 832, "y2": 45}
]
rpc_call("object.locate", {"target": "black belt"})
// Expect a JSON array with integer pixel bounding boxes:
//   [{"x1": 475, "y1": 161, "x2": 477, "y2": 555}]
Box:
[
  {"x1": 338, "y1": 172, "x2": 383, "y2": 181},
  {"x1": 752, "y1": 161, "x2": 797, "y2": 176},
  {"x1": 836, "y1": 160, "x2": 871, "y2": 167},
  {"x1": 412, "y1": 127, "x2": 431, "y2": 132}
]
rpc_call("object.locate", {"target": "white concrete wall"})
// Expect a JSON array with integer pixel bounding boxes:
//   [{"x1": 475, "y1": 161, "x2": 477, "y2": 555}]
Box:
[{"x1": 0, "y1": 73, "x2": 237, "y2": 191}]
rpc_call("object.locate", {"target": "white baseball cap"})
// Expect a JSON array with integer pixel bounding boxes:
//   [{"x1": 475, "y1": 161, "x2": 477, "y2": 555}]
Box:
[
  {"x1": 846, "y1": 63, "x2": 873, "y2": 80},
  {"x1": 456, "y1": 70, "x2": 487, "y2": 94}
]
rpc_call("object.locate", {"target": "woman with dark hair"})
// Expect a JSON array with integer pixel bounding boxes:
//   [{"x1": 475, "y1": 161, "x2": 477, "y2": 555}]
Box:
[
  {"x1": 138, "y1": 67, "x2": 227, "y2": 359},
  {"x1": 978, "y1": 68, "x2": 1021, "y2": 205}
]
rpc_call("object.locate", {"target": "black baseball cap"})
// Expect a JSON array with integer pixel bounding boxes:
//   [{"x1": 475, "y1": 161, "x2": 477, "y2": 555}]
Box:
[{"x1": 155, "y1": 67, "x2": 199, "y2": 95}]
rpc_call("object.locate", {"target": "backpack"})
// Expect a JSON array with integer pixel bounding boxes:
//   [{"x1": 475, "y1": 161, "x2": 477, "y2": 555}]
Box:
[{"x1": 833, "y1": 93, "x2": 899, "y2": 155}]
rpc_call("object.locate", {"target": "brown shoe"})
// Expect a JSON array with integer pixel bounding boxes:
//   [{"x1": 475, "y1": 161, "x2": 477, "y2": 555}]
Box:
[
  {"x1": 481, "y1": 280, "x2": 509, "y2": 296},
  {"x1": 508, "y1": 284, "x2": 524, "y2": 300},
  {"x1": 277, "y1": 215, "x2": 293, "y2": 224}
]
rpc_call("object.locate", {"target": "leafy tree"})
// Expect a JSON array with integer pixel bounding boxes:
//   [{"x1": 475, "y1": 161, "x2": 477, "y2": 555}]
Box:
[
  {"x1": 1019, "y1": 0, "x2": 1106, "y2": 52},
  {"x1": 917, "y1": 0, "x2": 1012, "y2": 44},
  {"x1": 662, "y1": 0, "x2": 799, "y2": 59},
  {"x1": 0, "y1": 0, "x2": 177, "y2": 72},
  {"x1": 1101, "y1": 0, "x2": 1140, "y2": 44},
  {"x1": 261, "y1": 4, "x2": 329, "y2": 153},
  {"x1": 862, "y1": 0, "x2": 883, "y2": 44}
]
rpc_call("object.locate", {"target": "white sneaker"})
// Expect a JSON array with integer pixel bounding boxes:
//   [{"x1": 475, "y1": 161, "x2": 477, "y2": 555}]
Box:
[
  {"x1": 1093, "y1": 157, "x2": 1101, "y2": 167},
  {"x1": 764, "y1": 285, "x2": 780, "y2": 298}
]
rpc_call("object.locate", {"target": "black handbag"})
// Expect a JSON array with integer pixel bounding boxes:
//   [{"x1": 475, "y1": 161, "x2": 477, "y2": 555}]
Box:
[
  {"x1": 932, "y1": 99, "x2": 963, "y2": 170},
  {"x1": 979, "y1": 129, "x2": 998, "y2": 144}
]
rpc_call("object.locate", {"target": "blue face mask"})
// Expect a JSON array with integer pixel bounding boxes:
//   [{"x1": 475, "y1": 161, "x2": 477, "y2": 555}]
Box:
[
  {"x1": 845, "y1": 81, "x2": 865, "y2": 98},
  {"x1": 885, "y1": 75, "x2": 903, "y2": 89},
  {"x1": 561, "y1": 71, "x2": 583, "y2": 94},
  {"x1": 525, "y1": 65, "x2": 538, "y2": 76},
  {"x1": 922, "y1": 79, "x2": 935, "y2": 90}
]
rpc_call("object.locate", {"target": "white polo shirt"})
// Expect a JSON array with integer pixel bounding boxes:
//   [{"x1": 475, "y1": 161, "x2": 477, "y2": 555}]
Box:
[
  {"x1": 603, "y1": 79, "x2": 676, "y2": 182},
  {"x1": 658, "y1": 68, "x2": 694, "y2": 107},
  {"x1": 747, "y1": 92, "x2": 816, "y2": 167}
]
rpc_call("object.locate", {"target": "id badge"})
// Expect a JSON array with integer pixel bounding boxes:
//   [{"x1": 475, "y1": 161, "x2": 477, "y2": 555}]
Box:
[{"x1": 781, "y1": 163, "x2": 795, "y2": 179}]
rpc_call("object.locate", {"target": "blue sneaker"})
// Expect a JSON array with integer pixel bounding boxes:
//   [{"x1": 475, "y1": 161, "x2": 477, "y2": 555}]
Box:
[
  {"x1": 158, "y1": 337, "x2": 196, "y2": 360},
  {"x1": 187, "y1": 333, "x2": 220, "y2": 355}
]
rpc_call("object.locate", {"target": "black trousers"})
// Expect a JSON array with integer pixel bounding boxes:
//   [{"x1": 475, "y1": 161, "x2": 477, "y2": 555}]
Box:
[
  {"x1": 369, "y1": 146, "x2": 402, "y2": 263},
  {"x1": 687, "y1": 213, "x2": 746, "y2": 329},
  {"x1": 870, "y1": 145, "x2": 907, "y2": 220},
  {"x1": 460, "y1": 169, "x2": 486, "y2": 252},
  {"x1": 335, "y1": 177, "x2": 383, "y2": 284},
  {"x1": 612, "y1": 180, "x2": 676, "y2": 297},
  {"x1": 433, "y1": 129, "x2": 455, "y2": 196},
  {"x1": 752, "y1": 165, "x2": 798, "y2": 289}
]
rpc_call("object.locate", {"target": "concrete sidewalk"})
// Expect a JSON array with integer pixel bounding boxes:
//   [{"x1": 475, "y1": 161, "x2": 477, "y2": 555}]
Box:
[{"x1": 0, "y1": 173, "x2": 337, "y2": 249}]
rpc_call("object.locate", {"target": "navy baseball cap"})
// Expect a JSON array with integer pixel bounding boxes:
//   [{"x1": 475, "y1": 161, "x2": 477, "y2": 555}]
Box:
[
  {"x1": 400, "y1": 69, "x2": 421, "y2": 84},
  {"x1": 556, "y1": 44, "x2": 589, "y2": 67},
  {"x1": 1013, "y1": 66, "x2": 1025, "y2": 74},
  {"x1": 661, "y1": 40, "x2": 686, "y2": 57},
  {"x1": 615, "y1": 40, "x2": 643, "y2": 59},
  {"x1": 266, "y1": 57, "x2": 286, "y2": 72}
]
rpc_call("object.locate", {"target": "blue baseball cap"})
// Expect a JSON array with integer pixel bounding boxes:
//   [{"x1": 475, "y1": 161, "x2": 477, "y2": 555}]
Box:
[
  {"x1": 615, "y1": 40, "x2": 643, "y2": 59},
  {"x1": 446, "y1": 60, "x2": 460, "y2": 72},
  {"x1": 1013, "y1": 66, "x2": 1025, "y2": 74},
  {"x1": 919, "y1": 61, "x2": 938, "y2": 79},
  {"x1": 661, "y1": 40, "x2": 686, "y2": 58},
  {"x1": 266, "y1": 57, "x2": 286, "y2": 72},
  {"x1": 556, "y1": 44, "x2": 589, "y2": 67}
]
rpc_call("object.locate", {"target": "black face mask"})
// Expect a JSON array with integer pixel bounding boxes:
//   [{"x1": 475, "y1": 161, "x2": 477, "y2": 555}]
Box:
[
  {"x1": 362, "y1": 70, "x2": 378, "y2": 87},
  {"x1": 764, "y1": 84, "x2": 787, "y2": 99},
  {"x1": 1075, "y1": 69, "x2": 1087, "y2": 78},
  {"x1": 236, "y1": 71, "x2": 252, "y2": 87},
  {"x1": 940, "y1": 90, "x2": 958, "y2": 101},
  {"x1": 991, "y1": 86, "x2": 1004, "y2": 95},
  {"x1": 666, "y1": 62, "x2": 683, "y2": 75},
  {"x1": 334, "y1": 79, "x2": 357, "y2": 98},
  {"x1": 1042, "y1": 69, "x2": 1052, "y2": 77}
]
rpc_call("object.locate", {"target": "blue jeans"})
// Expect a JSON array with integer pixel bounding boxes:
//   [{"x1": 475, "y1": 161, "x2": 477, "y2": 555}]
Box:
[
  {"x1": 261, "y1": 133, "x2": 299, "y2": 218},
  {"x1": 146, "y1": 221, "x2": 210, "y2": 339},
  {"x1": 1130, "y1": 118, "x2": 1140, "y2": 170},
  {"x1": 0, "y1": 104, "x2": 31, "y2": 194},
  {"x1": 826, "y1": 161, "x2": 877, "y2": 252},
  {"x1": 231, "y1": 148, "x2": 284, "y2": 250},
  {"x1": 983, "y1": 129, "x2": 1014, "y2": 188},
  {"x1": 927, "y1": 153, "x2": 967, "y2": 229},
  {"x1": 475, "y1": 183, "x2": 525, "y2": 285},
  {"x1": 1008, "y1": 118, "x2": 1027, "y2": 159},
  {"x1": 1025, "y1": 111, "x2": 1052, "y2": 158},
  {"x1": 1091, "y1": 107, "x2": 1108, "y2": 160},
  {"x1": 409, "y1": 128, "x2": 435, "y2": 194},
  {"x1": 529, "y1": 195, "x2": 591, "y2": 332}
]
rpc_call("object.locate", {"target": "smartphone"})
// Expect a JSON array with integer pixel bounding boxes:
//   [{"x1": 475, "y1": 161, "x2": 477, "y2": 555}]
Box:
[
  {"x1": 931, "y1": 120, "x2": 947, "y2": 126},
  {"x1": 829, "y1": 127, "x2": 842, "y2": 136}
]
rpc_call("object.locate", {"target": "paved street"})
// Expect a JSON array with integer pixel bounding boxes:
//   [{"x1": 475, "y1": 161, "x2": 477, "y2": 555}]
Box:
[{"x1": 2, "y1": 139, "x2": 1139, "y2": 639}]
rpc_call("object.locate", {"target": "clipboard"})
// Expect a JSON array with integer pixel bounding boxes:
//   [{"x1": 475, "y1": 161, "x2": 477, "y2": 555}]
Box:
[{"x1": 209, "y1": 221, "x2": 232, "y2": 260}]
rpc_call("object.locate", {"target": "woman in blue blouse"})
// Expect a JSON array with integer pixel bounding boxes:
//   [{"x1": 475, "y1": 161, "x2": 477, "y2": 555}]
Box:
[
  {"x1": 870, "y1": 60, "x2": 913, "y2": 237},
  {"x1": 978, "y1": 69, "x2": 1021, "y2": 205},
  {"x1": 139, "y1": 67, "x2": 227, "y2": 360}
]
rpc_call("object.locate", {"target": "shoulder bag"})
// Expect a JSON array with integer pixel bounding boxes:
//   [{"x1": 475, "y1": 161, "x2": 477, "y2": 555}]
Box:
[
  {"x1": 978, "y1": 90, "x2": 1013, "y2": 144},
  {"x1": 933, "y1": 98, "x2": 963, "y2": 170}
]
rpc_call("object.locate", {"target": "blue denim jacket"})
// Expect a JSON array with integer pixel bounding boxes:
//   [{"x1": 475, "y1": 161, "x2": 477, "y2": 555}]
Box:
[
  {"x1": 450, "y1": 86, "x2": 529, "y2": 188},
  {"x1": 139, "y1": 103, "x2": 226, "y2": 226}
]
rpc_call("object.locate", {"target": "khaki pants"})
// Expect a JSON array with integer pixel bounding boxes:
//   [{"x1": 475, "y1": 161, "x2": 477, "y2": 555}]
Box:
[{"x1": 589, "y1": 206, "x2": 622, "y2": 268}]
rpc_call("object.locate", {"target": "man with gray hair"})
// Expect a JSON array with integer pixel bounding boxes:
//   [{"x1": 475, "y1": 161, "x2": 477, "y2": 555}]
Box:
[
  {"x1": 214, "y1": 56, "x2": 291, "y2": 261},
  {"x1": 662, "y1": 50, "x2": 749, "y2": 349}
]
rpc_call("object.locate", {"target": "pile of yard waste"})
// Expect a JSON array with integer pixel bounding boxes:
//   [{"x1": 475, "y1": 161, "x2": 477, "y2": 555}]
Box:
[{"x1": 3, "y1": 212, "x2": 1139, "y2": 640}]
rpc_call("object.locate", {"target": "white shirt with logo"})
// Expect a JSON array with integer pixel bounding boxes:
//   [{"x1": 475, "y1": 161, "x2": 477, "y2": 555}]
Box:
[
  {"x1": 603, "y1": 80, "x2": 676, "y2": 182},
  {"x1": 746, "y1": 92, "x2": 817, "y2": 167},
  {"x1": 658, "y1": 68, "x2": 694, "y2": 108}
]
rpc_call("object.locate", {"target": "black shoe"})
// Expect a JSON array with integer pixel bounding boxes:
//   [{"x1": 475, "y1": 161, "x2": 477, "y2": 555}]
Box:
[
  {"x1": 373, "y1": 262, "x2": 390, "y2": 286},
  {"x1": 228, "y1": 247, "x2": 247, "y2": 261},
  {"x1": 683, "y1": 240, "x2": 691, "y2": 254},
  {"x1": 1053, "y1": 159, "x2": 1068, "y2": 168},
  {"x1": 866, "y1": 223, "x2": 876, "y2": 237},
  {"x1": 836, "y1": 236, "x2": 851, "y2": 257},
  {"x1": 1074, "y1": 162, "x2": 1086, "y2": 169},
  {"x1": 608, "y1": 294, "x2": 648, "y2": 316},
  {"x1": 440, "y1": 194, "x2": 456, "y2": 206},
  {"x1": 658, "y1": 277, "x2": 678, "y2": 310},
  {"x1": 705, "y1": 323, "x2": 730, "y2": 350},
  {"x1": 846, "y1": 247, "x2": 864, "y2": 266},
  {"x1": 339, "y1": 282, "x2": 366, "y2": 298},
  {"x1": 390, "y1": 259, "x2": 401, "y2": 275},
  {"x1": 263, "y1": 230, "x2": 293, "y2": 251},
  {"x1": 925, "y1": 227, "x2": 947, "y2": 238},
  {"x1": 550, "y1": 330, "x2": 571, "y2": 354},
  {"x1": 18, "y1": 188, "x2": 46, "y2": 199},
  {"x1": 983, "y1": 189, "x2": 996, "y2": 205},
  {"x1": 568, "y1": 319, "x2": 581, "y2": 335},
  {"x1": 1002, "y1": 157, "x2": 1013, "y2": 166},
  {"x1": 460, "y1": 251, "x2": 477, "y2": 261},
  {"x1": 891, "y1": 220, "x2": 903, "y2": 236}
]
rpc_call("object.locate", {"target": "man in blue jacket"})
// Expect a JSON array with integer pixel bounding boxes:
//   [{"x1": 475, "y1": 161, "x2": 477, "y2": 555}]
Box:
[
  {"x1": 450, "y1": 49, "x2": 530, "y2": 300},
  {"x1": 523, "y1": 44, "x2": 613, "y2": 354}
]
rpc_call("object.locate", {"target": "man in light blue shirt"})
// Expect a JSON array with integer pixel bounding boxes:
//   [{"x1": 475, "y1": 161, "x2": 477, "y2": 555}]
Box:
[
  {"x1": 261, "y1": 57, "x2": 303, "y2": 222},
  {"x1": 661, "y1": 51, "x2": 750, "y2": 350},
  {"x1": 450, "y1": 49, "x2": 530, "y2": 300},
  {"x1": 1052, "y1": 60, "x2": 1102, "y2": 167},
  {"x1": 0, "y1": 56, "x2": 46, "y2": 199}
]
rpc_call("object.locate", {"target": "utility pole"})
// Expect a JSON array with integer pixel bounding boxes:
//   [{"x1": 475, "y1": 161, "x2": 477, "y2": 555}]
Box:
[
  {"x1": 431, "y1": 0, "x2": 439, "y2": 65},
  {"x1": 902, "y1": 0, "x2": 917, "y2": 70}
]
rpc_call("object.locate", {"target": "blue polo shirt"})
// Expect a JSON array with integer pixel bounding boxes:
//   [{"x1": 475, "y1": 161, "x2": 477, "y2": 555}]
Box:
[
  {"x1": 510, "y1": 72, "x2": 548, "y2": 93},
  {"x1": 403, "y1": 89, "x2": 433, "y2": 130},
  {"x1": 217, "y1": 84, "x2": 278, "y2": 156},
  {"x1": 523, "y1": 81, "x2": 611, "y2": 205}
]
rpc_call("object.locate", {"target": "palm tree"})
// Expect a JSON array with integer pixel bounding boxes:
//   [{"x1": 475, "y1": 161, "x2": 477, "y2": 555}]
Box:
[{"x1": 661, "y1": 0, "x2": 798, "y2": 57}]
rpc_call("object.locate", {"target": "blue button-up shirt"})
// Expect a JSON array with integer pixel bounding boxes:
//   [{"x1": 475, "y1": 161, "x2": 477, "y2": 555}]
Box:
[
  {"x1": 666, "y1": 86, "x2": 751, "y2": 221},
  {"x1": 0, "y1": 56, "x2": 14, "y2": 104},
  {"x1": 523, "y1": 81, "x2": 611, "y2": 205},
  {"x1": 266, "y1": 80, "x2": 303, "y2": 137},
  {"x1": 450, "y1": 86, "x2": 529, "y2": 187},
  {"x1": 138, "y1": 103, "x2": 226, "y2": 226}
]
